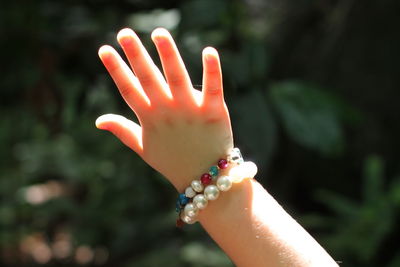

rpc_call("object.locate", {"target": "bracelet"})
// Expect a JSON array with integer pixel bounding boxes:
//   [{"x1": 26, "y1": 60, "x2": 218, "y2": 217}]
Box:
[{"x1": 175, "y1": 148, "x2": 257, "y2": 227}]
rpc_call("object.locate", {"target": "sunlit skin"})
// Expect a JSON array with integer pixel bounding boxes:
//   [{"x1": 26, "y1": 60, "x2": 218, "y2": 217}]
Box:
[
  {"x1": 96, "y1": 28, "x2": 339, "y2": 267},
  {"x1": 96, "y1": 28, "x2": 233, "y2": 192}
]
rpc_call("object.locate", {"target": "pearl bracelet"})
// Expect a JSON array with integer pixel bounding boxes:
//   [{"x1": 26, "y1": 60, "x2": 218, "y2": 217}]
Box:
[{"x1": 175, "y1": 148, "x2": 257, "y2": 227}]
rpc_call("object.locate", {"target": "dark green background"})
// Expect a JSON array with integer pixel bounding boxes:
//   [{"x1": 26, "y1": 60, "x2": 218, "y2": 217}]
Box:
[{"x1": 1, "y1": 0, "x2": 400, "y2": 266}]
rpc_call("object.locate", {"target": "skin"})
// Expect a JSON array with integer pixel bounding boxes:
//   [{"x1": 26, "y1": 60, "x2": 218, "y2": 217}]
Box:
[
  {"x1": 96, "y1": 28, "x2": 233, "y2": 192},
  {"x1": 96, "y1": 28, "x2": 339, "y2": 267}
]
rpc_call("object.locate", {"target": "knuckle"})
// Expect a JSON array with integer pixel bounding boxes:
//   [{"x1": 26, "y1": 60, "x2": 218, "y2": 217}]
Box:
[
  {"x1": 207, "y1": 87, "x2": 221, "y2": 96},
  {"x1": 107, "y1": 60, "x2": 120, "y2": 73},
  {"x1": 167, "y1": 75, "x2": 184, "y2": 87},
  {"x1": 118, "y1": 81, "x2": 133, "y2": 98},
  {"x1": 163, "y1": 115, "x2": 174, "y2": 127},
  {"x1": 205, "y1": 117, "x2": 221, "y2": 124},
  {"x1": 206, "y1": 67, "x2": 220, "y2": 75},
  {"x1": 138, "y1": 74, "x2": 155, "y2": 88},
  {"x1": 161, "y1": 45, "x2": 175, "y2": 59},
  {"x1": 128, "y1": 47, "x2": 141, "y2": 59}
]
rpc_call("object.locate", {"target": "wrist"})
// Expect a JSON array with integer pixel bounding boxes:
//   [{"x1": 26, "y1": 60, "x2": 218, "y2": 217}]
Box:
[
  {"x1": 173, "y1": 147, "x2": 257, "y2": 226},
  {"x1": 169, "y1": 148, "x2": 235, "y2": 193}
]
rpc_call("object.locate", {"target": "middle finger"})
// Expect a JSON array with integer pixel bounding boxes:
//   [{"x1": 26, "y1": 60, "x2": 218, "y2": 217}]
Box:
[{"x1": 117, "y1": 28, "x2": 172, "y2": 107}]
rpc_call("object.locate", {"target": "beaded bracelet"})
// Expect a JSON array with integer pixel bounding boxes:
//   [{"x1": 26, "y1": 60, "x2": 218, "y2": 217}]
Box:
[{"x1": 175, "y1": 148, "x2": 257, "y2": 227}]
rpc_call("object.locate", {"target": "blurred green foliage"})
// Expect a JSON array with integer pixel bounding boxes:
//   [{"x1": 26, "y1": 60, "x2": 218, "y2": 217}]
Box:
[
  {"x1": 270, "y1": 81, "x2": 348, "y2": 155},
  {"x1": 1, "y1": 0, "x2": 400, "y2": 266}
]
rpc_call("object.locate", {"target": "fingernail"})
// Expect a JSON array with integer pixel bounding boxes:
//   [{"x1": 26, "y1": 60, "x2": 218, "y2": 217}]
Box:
[
  {"x1": 205, "y1": 53, "x2": 214, "y2": 63},
  {"x1": 154, "y1": 36, "x2": 167, "y2": 46},
  {"x1": 98, "y1": 45, "x2": 112, "y2": 59}
]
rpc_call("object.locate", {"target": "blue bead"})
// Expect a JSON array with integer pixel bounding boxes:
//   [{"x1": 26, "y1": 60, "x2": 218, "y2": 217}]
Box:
[
  {"x1": 209, "y1": 166, "x2": 219, "y2": 177},
  {"x1": 178, "y1": 193, "x2": 189, "y2": 205}
]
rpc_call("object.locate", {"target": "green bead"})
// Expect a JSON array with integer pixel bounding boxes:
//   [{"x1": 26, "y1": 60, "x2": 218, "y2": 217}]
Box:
[{"x1": 209, "y1": 166, "x2": 219, "y2": 177}]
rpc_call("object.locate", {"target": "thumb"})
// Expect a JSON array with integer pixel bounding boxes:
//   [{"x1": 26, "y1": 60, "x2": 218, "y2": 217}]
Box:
[{"x1": 96, "y1": 114, "x2": 143, "y2": 155}]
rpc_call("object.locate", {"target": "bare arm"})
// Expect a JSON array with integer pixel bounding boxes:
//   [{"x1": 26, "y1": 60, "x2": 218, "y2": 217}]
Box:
[
  {"x1": 96, "y1": 28, "x2": 338, "y2": 267},
  {"x1": 199, "y1": 178, "x2": 338, "y2": 266}
]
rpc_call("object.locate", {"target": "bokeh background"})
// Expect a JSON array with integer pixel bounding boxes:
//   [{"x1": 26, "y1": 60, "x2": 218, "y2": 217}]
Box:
[{"x1": 1, "y1": 0, "x2": 400, "y2": 266}]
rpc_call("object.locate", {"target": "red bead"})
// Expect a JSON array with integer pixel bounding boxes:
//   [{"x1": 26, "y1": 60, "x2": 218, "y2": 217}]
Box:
[
  {"x1": 218, "y1": 159, "x2": 228, "y2": 169},
  {"x1": 201, "y1": 173, "x2": 212, "y2": 185},
  {"x1": 176, "y1": 218, "x2": 184, "y2": 228}
]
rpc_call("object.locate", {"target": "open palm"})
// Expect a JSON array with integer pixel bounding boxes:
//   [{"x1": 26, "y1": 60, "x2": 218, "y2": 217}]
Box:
[{"x1": 96, "y1": 28, "x2": 233, "y2": 191}]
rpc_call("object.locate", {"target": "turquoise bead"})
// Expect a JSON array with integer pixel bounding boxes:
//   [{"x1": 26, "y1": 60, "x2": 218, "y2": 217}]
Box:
[{"x1": 209, "y1": 166, "x2": 219, "y2": 177}]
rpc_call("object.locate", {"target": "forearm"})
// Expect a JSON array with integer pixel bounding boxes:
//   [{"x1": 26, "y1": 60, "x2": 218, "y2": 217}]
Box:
[{"x1": 198, "y1": 178, "x2": 339, "y2": 267}]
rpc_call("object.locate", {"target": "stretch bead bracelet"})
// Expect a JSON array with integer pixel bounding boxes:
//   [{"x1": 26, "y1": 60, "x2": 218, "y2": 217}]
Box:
[{"x1": 175, "y1": 148, "x2": 257, "y2": 227}]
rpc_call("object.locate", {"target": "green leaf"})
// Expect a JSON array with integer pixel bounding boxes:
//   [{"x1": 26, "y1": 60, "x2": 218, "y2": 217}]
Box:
[{"x1": 269, "y1": 81, "x2": 345, "y2": 155}]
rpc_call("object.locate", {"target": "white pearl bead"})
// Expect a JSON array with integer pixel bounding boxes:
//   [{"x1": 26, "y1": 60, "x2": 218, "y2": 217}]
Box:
[
  {"x1": 216, "y1": 175, "x2": 232, "y2": 191},
  {"x1": 185, "y1": 186, "x2": 196, "y2": 198},
  {"x1": 228, "y1": 162, "x2": 257, "y2": 183},
  {"x1": 193, "y1": 194, "x2": 208, "y2": 209},
  {"x1": 247, "y1": 161, "x2": 258, "y2": 178},
  {"x1": 191, "y1": 180, "x2": 204, "y2": 193},
  {"x1": 229, "y1": 164, "x2": 246, "y2": 183},
  {"x1": 180, "y1": 212, "x2": 197, "y2": 224},
  {"x1": 204, "y1": 185, "x2": 220, "y2": 201},
  {"x1": 184, "y1": 203, "x2": 199, "y2": 218}
]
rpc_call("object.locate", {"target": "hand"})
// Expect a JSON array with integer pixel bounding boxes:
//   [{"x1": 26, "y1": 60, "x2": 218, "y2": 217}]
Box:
[{"x1": 96, "y1": 28, "x2": 233, "y2": 191}]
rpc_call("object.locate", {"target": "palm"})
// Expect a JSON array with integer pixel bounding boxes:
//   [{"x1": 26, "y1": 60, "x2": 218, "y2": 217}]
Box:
[{"x1": 96, "y1": 28, "x2": 233, "y2": 191}]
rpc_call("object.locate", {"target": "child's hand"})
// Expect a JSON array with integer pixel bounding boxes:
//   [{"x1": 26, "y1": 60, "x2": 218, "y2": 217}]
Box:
[{"x1": 96, "y1": 28, "x2": 233, "y2": 191}]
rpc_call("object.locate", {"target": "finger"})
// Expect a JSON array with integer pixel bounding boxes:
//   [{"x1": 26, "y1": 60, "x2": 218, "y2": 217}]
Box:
[
  {"x1": 117, "y1": 28, "x2": 172, "y2": 106},
  {"x1": 96, "y1": 114, "x2": 143, "y2": 155},
  {"x1": 98, "y1": 45, "x2": 150, "y2": 114},
  {"x1": 201, "y1": 47, "x2": 225, "y2": 110},
  {"x1": 151, "y1": 28, "x2": 195, "y2": 106}
]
